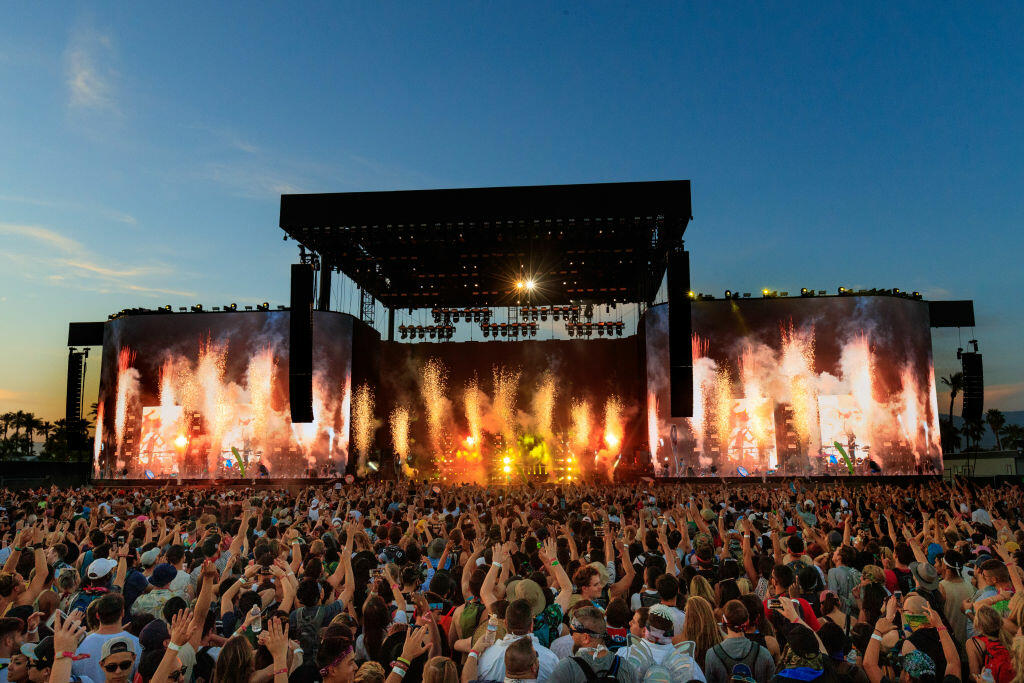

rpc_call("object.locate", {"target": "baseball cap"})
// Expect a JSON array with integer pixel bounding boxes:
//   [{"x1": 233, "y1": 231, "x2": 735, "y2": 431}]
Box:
[
  {"x1": 87, "y1": 558, "x2": 118, "y2": 580},
  {"x1": 149, "y1": 563, "x2": 177, "y2": 588},
  {"x1": 139, "y1": 619, "x2": 170, "y2": 653},
  {"x1": 140, "y1": 548, "x2": 160, "y2": 568},
  {"x1": 22, "y1": 636, "x2": 55, "y2": 669},
  {"x1": 101, "y1": 635, "x2": 135, "y2": 661}
]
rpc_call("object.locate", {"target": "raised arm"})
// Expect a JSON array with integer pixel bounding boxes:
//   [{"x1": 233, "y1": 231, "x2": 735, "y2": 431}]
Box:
[{"x1": 539, "y1": 539, "x2": 573, "y2": 613}]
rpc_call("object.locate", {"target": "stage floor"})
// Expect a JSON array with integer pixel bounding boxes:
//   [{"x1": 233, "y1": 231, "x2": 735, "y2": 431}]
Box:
[{"x1": 90, "y1": 474, "x2": 941, "y2": 488}]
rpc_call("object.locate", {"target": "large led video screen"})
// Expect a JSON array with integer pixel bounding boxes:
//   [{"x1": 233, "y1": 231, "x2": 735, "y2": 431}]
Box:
[
  {"x1": 366, "y1": 338, "x2": 643, "y2": 483},
  {"x1": 645, "y1": 297, "x2": 942, "y2": 476},
  {"x1": 95, "y1": 311, "x2": 352, "y2": 479}
]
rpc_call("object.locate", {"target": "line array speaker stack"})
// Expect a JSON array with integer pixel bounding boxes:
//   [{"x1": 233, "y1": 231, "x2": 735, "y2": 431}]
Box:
[
  {"x1": 289, "y1": 263, "x2": 315, "y2": 423},
  {"x1": 668, "y1": 249, "x2": 693, "y2": 417},
  {"x1": 960, "y1": 352, "x2": 984, "y2": 422}
]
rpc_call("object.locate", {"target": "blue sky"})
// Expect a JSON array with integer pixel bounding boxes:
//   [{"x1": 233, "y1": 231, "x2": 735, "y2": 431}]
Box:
[{"x1": 1, "y1": 3, "x2": 1022, "y2": 421}]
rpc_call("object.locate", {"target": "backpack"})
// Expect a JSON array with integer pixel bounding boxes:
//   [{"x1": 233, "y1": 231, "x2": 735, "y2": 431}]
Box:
[
  {"x1": 293, "y1": 606, "x2": 327, "y2": 662},
  {"x1": 975, "y1": 636, "x2": 1016, "y2": 683},
  {"x1": 640, "y1": 591, "x2": 662, "y2": 608},
  {"x1": 68, "y1": 587, "x2": 107, "y2": 615},
  {"x1": 893, "y1": 568, "x2": 915, "y2": 595},
  {"x1": 458, "y1": 600, "x2": 483, "y2": 638},
  {"x1": 712, "y1": 640, "x2": 762, "y2": 680},
  {"x1": 572, "y1": 655, "x2": 622, "y2": 682},
  {"x1": 624, "y1": 638, "x2": 701, "y2": 682}
]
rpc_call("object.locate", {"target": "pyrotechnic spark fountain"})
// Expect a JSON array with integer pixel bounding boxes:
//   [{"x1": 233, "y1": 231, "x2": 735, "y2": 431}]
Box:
[
  {"x1": 492, "y1": 365, "x2": 521, "y2": 443},
  {"x1": 780, "y1": 321, "x2": 818, "y2": 455},
  {"x1": 421, "y1": 358, "x2": 448, "y2": 453},
  {"x1": 196, "y1": 337, "x2": 231, "y2": 471},
  {"x1": 114, "y1": 347, "x2": 138, "y2": 455},
  {"x1": 570, "y1": 399, "x2": 591, "y2": 451},
  {"x1": 713, "y1": 367, "x2": 732, "y2": 458},
  {"x1": 740, "y1": 346, "x2": 775, "y2": 468},
  {"x1": 599, "y1": 395, "x2": 624, "y2": 476},
  {"x1": 841, "y1": 333, "x2": 875, "y2": 460},
  {"x1": 390, "y1": 406, "x2": 411, "y2": 476},
  {"x1": 647, "y1": 391, "x2": 660, "y2": 466},
  {"x1": 93, "y1": 401, "x2": 104, "y2": 470},
  {"x1": 246, "y1": 346, "x2": 275, "y2": 442},
  {"x1": 353, "y1": 383, "x2": 375, "y2": 472},
  {"x1": 463, "y1": 376, "x2": 483, "y2": 448},
  {"x1": 532, "y1": 371, "x2": 556, "y2": 440}
]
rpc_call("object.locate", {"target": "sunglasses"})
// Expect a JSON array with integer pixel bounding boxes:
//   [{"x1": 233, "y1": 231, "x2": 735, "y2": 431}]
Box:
[
  {"x1": 167, "y1": 667, "x2": 186, "y2": 680},
  {"x1": 103, "y1": 661, "x2": 134, "y2": 673}
]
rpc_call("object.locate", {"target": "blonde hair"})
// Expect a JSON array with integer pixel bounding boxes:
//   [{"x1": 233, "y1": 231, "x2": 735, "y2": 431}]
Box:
[
  {"x1": 1010, "y1": 635, "x2": 1024, "y2": 683},
  {"x1": 690, "y1": 575, "x2": 715, "y2": 606},
  {"x1": 976, "y1": 606, "x2": 1013, "y2": 650},
  {"x1": 737, "y1": 577, "x2": 753, "y2": 595},
  {"x1": 354, "y1": 662, "x2": 385, "y2": 683},
  {"x1": 682, "y1": 595, "x2": 722, "y2": 669},
  {"x1": 422, "y1": 656, "x2": 458, "y2": 683}
]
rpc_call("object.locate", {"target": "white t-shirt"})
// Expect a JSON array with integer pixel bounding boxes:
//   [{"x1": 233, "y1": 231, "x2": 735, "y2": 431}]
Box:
[{"x1": 476, "y1": 633, "x2": 559, "y2": 681}]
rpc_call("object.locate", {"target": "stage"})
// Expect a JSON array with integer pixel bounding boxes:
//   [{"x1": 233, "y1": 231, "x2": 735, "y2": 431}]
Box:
[{"x1": 90, "y1": 474, "x2": 942, "y2": 489}]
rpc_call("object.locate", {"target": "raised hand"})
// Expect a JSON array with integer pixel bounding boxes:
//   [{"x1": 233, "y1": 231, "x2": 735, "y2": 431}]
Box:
[
  {"x1": 52, "y1": 610, "x2": 86, "y2": 653},
  {"x1": 400, "y1": 624, "x2": 432, "y2": 661},
  {"x1": 169, "y1": 608, "x2": 195, "y2": 646},
  {"x1": 263, "y1": 616, "x2": 290, "y2": 662}
]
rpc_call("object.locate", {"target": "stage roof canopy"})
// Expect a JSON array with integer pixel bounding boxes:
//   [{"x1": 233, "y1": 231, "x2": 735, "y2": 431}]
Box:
[{"x1": 279, "y1": 180, "x2": 691, "y2": 309}]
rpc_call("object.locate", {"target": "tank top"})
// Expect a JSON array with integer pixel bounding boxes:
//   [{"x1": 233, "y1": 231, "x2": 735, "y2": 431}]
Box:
[{"x1": 941, "y1": 579, "x2": 974, "y2": 644}]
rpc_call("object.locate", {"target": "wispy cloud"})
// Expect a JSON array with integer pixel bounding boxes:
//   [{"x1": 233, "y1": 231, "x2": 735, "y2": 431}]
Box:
[
  {"x1": 0, "y1": 194, "x2": 138, "y2": 227},
  {"x1": 987, "y1": 382, "x2": 1024, "y2": 408},
  {"x1": 0, "y1": 222, "x2": 195, "y2": 299},
  {"x1": 64, "y1": 24, "x2": 118, "y2": 112},
  {"x1": 0, "y1": 222, "x2": 82, "y2": 252},
  {"x1": 0, "y1": 389, "x2": 19, "y2": 401},
  {"x1": 198, "y1": 162, "x2": 308, "y2": 199}
]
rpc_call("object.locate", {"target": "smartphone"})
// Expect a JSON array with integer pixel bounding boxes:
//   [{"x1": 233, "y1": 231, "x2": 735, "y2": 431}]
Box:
[
  {"x1": 768, "y1": 598, "x2": 783, "y2": 611},
  {"x1": 46, "y1": 610, "x2": 68, "y2": 630},
  {"x1": 894, "y1": 590, "x2": 903, "y2": 604}
]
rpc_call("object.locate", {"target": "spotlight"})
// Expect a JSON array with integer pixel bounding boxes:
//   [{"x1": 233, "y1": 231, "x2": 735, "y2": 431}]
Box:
[
  {"x1": 912, "y1": 291, "x2": 921, "y2": 299},
  {"x1": 516, "y1": 281, "x2": 524, "y2": 290},
  {"x1": 525, "y1": 279, "x2": 535, "y2": 291},
  {"x1": 482, "y1": 327, "x2": 489, "y2": 338},
  {"x1": 191, "y1": 304, "x2": 203, "y2": 312},
  {"x1": 688, "y1": 291, "x2": 696, "y2": 299},
  {"x1": 838, "y1": 287, "x2": 847, "y2": 294},
  {"x1": 724, "y1": 290, "x2": 732, "y2": 299},
  {"x1": 800, "y1": 288, "x2": 811, "y2": 297}
]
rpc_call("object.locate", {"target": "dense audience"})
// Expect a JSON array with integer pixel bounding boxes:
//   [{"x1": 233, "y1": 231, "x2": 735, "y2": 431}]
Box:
[{"x1": 0, "y1": 478, "x2": 1023, "y2": 683}]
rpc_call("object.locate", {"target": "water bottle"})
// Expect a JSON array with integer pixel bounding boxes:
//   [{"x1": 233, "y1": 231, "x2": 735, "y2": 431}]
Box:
[
  {"x1": 981, "y1": 669, "x2": 995, "y2": 683},
  {"x1": 249, "y1": 605, "x2": 262, "y2": 634}
]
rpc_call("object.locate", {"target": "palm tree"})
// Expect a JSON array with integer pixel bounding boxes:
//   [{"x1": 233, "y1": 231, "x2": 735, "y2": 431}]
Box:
[
  {"x1": 1003, "y1": 424, "x2": 1024, "y2": 451},
  {"x1": 0, "y1": 412, "x2": 13, "y2": 440},
  {"x1": 940, "y1": 420, "x2": 962, "y2": 453},
  {"x1": 985, "y1": 409, "x2": 1006, "y2": 451},
  {"x1": 23, "y1": 413, "x2": 44, "y2": 457},
  {"x1": 38, "y1": 420, "x2": 54, "y2": 443},
  {"x1": 963, "y1": 418, "x2": 985, "y2": 451},
  {"x1": 940, "y1": 373, "x2": 964, "y2": 424}
]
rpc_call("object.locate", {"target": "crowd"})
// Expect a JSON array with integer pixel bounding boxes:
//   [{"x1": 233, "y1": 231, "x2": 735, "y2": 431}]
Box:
[{"x1": 0, "y1": 477, "x2": 1023, "y2": 683}]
